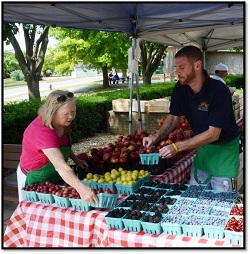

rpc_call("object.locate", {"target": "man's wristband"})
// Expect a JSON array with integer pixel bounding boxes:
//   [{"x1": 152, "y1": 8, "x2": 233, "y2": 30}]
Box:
[{"x1": 172, "y1": 143, "x2": 179, "y2": 153}]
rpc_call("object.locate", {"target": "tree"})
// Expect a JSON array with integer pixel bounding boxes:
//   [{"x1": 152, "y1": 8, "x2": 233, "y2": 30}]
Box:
[
  {"x1": 3, "y1": 50, "x2": 20, "y2": 78},
  {"x1": 139, "y1": 41, "x2": 168, "y2": 85},
  {"x1": 48, "y1": 28, "x2": 131, "y2": 88},
  {"x1": 3, "y1": 23, "x2": 50, "y2": 100}
]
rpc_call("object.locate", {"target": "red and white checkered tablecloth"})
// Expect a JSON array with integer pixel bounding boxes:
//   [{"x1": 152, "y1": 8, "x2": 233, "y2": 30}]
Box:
[
  {"x1": 150, "y1": 149, "x2": 196, "y2": 183},
  {"x1": 3, "y1": 150, "x2": 242, "y2": 248}
]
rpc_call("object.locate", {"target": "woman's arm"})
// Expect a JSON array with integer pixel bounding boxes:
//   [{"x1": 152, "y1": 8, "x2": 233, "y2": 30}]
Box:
[{"x1": 42, "y1": 148, "x2": 98, "y2": 204}]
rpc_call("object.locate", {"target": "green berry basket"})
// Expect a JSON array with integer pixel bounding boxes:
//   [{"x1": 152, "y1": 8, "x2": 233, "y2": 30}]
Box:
[
  {"x1": 140, "y1": 153, "x2": 160, "y2": 165},
  {"x1": 53, "y1": 195, "x2": 72, "y2": 208},
  {"x1": 22, "y1": 190, "x2": 39, "y2": 202},
  {"x1": 91, "y1": 193, "x2": 119, "y2": 209},
  {"x1": 36, "y1": 192, "x2": 55, "y2": 204},
  {"x1": 69, "y1": 198, "x2": 91, "y2": 211}
]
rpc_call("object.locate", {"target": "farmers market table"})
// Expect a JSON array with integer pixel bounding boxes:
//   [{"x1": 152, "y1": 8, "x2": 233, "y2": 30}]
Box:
[{"x1": 3, "y1": 150, "x2": 241, "y2": 248}]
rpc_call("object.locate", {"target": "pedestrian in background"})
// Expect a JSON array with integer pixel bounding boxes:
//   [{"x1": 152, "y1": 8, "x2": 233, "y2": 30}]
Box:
[{"x1": 212, "y1": 63, "x2": 236, "y2": 95}]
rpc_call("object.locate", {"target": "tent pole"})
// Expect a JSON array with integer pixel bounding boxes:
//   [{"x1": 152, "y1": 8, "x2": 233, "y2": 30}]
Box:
[
  {"x1": 128, "y1": 73, "x2": 133, "y2": 134},
  {"x1": 135, "y1": 73, "x2": 142, "y2": 130}
]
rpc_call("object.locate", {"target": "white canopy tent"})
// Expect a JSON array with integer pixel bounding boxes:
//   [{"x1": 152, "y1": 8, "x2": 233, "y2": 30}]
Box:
[{"x1": 3, "y1": 2, "x2": 244, "y2": 132}]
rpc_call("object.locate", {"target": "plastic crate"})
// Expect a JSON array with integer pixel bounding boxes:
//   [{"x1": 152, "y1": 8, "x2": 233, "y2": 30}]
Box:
[
  {"x1": 122, "y1": 215, "x2": 142, "y2": 232},
  {"x1": 22, "y1": 190, "x2": 38, "y2": 202},
  {"x1": 36, "y1": 192, "x2": 55, "y2": 204},
  {"x1": 91, "y1": 193, "x2": 119, "y2": 209},
  {"x1": 69, "y1": 198, "x2": 90, "y2": 211},
  {"x1": 140, "y1": 153, "x2": 160, "y2": 165},
  {"x1": 224, "y1": 230, "x2": 243, "y2": 246},
  {"x1": 115, "y1": 180, "x2": 141, "y2": 195},
  {"x1": 53, "y1": 195, "x2": 71, "y2": 208}
]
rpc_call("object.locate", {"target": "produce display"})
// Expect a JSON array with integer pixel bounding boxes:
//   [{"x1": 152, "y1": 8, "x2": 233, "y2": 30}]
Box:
[
  {"x1": 104, "y1": 181, "x2": 244, "y2": 244},
  {"x1": 76, "y1": 116, "x2": 194, "y2": 175}
]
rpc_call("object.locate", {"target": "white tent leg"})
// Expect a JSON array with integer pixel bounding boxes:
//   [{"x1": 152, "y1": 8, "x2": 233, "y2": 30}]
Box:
[{"x1": 128, "y1": 74, "x2": 134, "y2": 134}]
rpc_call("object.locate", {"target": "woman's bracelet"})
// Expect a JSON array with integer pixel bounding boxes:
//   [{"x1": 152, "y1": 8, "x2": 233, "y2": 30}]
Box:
[{"x1": 172, "y1": 143, "x2": 179, "y2": 153}]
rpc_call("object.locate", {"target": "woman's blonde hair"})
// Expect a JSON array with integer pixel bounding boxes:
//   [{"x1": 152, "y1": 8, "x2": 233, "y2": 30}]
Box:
[{"x1": 38, "y1": 90, "x2": 76, "y2": 129}]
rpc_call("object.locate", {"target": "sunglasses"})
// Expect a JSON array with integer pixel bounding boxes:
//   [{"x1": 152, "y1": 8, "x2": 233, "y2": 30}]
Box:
[{"x1": 56, "y1": 92, "x2": 74, "y2": 102}]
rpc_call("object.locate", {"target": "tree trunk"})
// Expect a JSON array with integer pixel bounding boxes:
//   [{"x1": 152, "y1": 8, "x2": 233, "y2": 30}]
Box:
[
  {"x1": 102, "y1": 65, "x2": 110, "y2": 88},
  {"x1": 26, "y1": 74, "x2": 41, "y2": 100}
]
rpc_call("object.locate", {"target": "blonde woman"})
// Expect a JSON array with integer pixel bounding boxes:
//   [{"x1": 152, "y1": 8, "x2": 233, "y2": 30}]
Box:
[{"x1": 17, "y1": 90, "x2": 98, "y2": 204}]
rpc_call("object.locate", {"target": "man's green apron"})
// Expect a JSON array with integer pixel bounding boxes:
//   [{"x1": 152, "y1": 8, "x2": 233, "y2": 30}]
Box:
[
  {"x1": 24, "y1": 128, "x2": 72, "y2": 186},
  {"x1": 193, "y1": 137, "x2": 239, "y2": 184}
]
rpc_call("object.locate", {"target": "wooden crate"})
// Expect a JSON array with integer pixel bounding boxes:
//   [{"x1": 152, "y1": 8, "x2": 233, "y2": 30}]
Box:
[
  {"x1": 148, "y1": 98, "x2": 171, "y2": 113},
  {"x1": 232, "y1": 94, "x2": 239, "y2": 103},
  {"x1": 233, "y1": 102, "x2": 240, "y2": 110}
]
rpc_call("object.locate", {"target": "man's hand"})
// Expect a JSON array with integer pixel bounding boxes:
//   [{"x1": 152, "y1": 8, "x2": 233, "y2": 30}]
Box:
[{"x1": 143, "y1": 135, "x2": 158, "y2": 148}]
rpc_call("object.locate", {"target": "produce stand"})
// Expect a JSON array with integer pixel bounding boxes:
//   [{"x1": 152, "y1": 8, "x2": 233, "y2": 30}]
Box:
[{"x1": 3, "y1": 150, "x2": 244, "y2": 248}]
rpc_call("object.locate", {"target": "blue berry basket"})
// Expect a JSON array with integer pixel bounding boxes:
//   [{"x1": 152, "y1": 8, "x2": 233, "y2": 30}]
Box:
[
  {"x1": 69, "y1": 198, "x2": 90, "y2": 211},
  {"x1": 53, "y1": 195, "x2": 72, "y2": 208},
  {"x1": 203, "y1": 215, "x2": 228, "y2": 239},
  {"x1": 140, "y1": 153, "x2": 160, "y2": 165},
  {"x1": 161, "y1": 214, "x2": 184, "y2": 236},
  {"x1": 36, "y1": 192, "x2": 55, "y2": 204},
  {"x1": 181, "y1": 215, "x2": 206, "y2": 238},
  {"x1": 22, "y1": 190, "x2": 38, "y2": 202}
]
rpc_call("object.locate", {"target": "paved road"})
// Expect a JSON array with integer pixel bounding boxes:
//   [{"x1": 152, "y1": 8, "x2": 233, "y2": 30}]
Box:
[
  {"x1": 3, "y1": 75, "x2": 167, "y2": 103},
  {"x1": 3, "y1": 75, "x2": 104, "y2": 102}
]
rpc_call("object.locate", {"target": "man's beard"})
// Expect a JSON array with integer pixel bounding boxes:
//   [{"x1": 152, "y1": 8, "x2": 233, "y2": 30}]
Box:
[{"x1": 178, "y1": 68, "x2": 195, "y2": 85}]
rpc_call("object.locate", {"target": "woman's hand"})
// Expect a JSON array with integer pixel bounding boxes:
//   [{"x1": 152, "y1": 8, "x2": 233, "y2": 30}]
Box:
[
  {"x1": 79, "y1": 183, "x2": 99, "y2": 204},
  {"x1": 74, "y1": 158, "x2": 88, "y2": 171}
]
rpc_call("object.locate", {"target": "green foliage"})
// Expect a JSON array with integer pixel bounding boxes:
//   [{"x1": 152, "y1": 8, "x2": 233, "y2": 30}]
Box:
[
  {"x1": 225, "y1": 74, "x2": 244, "y2": 89},
  {"x1": 10, "y1": 70, "x2": 25, "y2": 81},
  {"x1": 3, "y1": 75, "x2": 242, "y2": 144},
  {"x1": 3, "y1": 51, "x2": 21, "y2": 78},
  {"x1": 48, "y1": 28, "x2": 131, "y2": 75}
]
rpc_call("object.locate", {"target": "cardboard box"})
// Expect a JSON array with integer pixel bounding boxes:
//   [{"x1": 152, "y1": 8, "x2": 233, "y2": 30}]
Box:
[
  {"x1": 148, "y1": 98, "x2": 171, "y2": 113},
  {"x1": 132, "y1": 100, "x2": 148, "y2": 112},
  {"x1": 112, "y1": 99, "x2": 131, "y2": 112}
]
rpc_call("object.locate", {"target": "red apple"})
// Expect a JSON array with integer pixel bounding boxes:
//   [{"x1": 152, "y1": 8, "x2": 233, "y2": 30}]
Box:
[
  {"x1": 130, "y1": 152, "x2": 138, "y2": 160},
  {"x1": 103, "y1": 153, "x2": 111, "y2": 161},
  {"x1": 119, "y1": 156, "x2": 127, "y2": 164},
  {"x1": 77, "y1": 152, "x2": 89, "y2": 161},
  {"x1": 128, "y1": 145, "x2": 135, "y2": 152},
  {"x1": 91, "y1": 155, "x2": 99, "y2": 163},
  {"x1": 110, "y1": 157, "x2": 119, "y2": 163},
  {"x1": 121, "y1": 147, "x2": 129, "y2": 153},
  {"x1": 90, "y1": 148, "x2": 99, "y2": 156}
]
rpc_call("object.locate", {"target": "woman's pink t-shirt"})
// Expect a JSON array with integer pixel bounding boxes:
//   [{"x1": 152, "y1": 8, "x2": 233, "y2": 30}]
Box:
[{"x1": 20, "y1": 116, "x2": 71, "y2": 171}]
